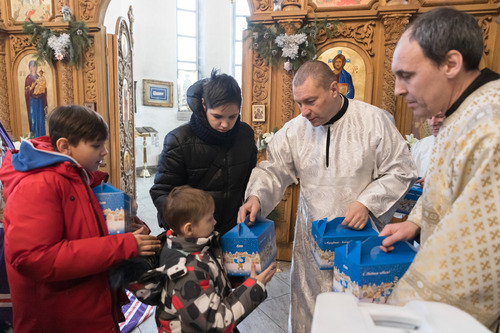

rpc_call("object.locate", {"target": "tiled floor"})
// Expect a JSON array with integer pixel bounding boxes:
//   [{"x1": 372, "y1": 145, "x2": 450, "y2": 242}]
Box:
[{"x1": 133, "y1": 174, "x2": 291, "y2": 333}]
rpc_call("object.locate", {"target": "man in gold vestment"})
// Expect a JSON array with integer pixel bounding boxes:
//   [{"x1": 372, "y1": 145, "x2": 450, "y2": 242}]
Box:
[{"x1": 382, "y1": 7, "x2": 500, "y2": 329}]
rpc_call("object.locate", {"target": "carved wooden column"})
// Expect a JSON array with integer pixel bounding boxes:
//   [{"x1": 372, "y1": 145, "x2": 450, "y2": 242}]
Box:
[
  {"x1": 57, "y1": 61, "x2": 74, "y2": 105},
  {"x1": 251, "y1": 53, "x2": 270, "y2": 140},
  {"x1": 0, "y1": 34, "x2": 11, "y2": 132},
  {"x1": 281, "y1": 0, "x2": 300, "y2": 11},
  {"x1": 83, "y1": 42, "x2": 97, "y2": 104},
  {"x1": 279, "y1": 21, "x2": 301, "y2": 126},
  {"x1": 381, "y1": 14, "x2": 410, "y2": 116}
]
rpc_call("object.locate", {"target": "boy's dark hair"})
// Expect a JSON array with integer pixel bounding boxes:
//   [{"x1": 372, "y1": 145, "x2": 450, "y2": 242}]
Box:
[
  {"x1": 164, "y1": 185, "x2": 215, "y2": 235},
  {"x1": 48, "y1": 105, "x2": 109, "y2": 150},
  {"x1": 202, "y1": 69, "x2": 242, "y2": 109}
]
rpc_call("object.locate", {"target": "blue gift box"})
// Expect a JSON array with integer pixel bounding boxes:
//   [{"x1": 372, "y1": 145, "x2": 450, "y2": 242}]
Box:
[
  {"x1": 333, "y1": 236, "x2": 417, "y2": 303},
  {"x1": 311, "y1": 217, "x2": 379, "y2": 270},
  {"x1": 396, "y1": 184, "x2": 423, "y2": 214},
  {"x1": 92, "y1": 183, "x2": 135, "y2": 235},
  {"x1": 221, "y1": 216, "x2": 277, "y2": 276}
]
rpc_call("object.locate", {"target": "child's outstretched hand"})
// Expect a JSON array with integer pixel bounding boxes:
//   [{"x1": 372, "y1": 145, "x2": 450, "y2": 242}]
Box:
[
  {"x1": 250, "y1": 262, "x2": 276, "y2": 286},
  {"x1": 133, "y1": 227, "x2": 161, "y2": 256}
]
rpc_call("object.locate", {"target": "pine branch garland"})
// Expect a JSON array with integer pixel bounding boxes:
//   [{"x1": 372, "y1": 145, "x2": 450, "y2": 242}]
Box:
[
  {"x1": 246, "y1": 17, "x2": 339, "y2": 71},
  {"x1": 23, "y1": 18, "x2": 92, "y2": 67}
]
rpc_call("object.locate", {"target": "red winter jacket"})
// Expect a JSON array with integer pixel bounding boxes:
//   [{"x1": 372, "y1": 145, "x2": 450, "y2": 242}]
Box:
[{"x1": 0, "y1": 136, "x2": 138, "y2": 332}]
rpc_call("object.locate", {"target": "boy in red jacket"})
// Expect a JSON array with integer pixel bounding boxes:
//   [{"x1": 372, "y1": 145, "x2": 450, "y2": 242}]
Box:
[{"x1": 0, "y1": 105, "x2": 161, "y2": 332}]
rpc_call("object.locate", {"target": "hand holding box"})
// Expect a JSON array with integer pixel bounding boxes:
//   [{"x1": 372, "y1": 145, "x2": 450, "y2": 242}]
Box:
[{"x1": 221, "y1": 216, "x2": 277, "y2": 276}]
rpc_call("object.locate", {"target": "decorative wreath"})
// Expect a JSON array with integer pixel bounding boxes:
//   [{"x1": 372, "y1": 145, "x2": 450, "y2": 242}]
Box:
[
  {"x1": 246, "y1": 17, "x2": 339, "y2": 71},
  {"x1": 22, "y1": 7, "x2": 91, "y2": 67}
]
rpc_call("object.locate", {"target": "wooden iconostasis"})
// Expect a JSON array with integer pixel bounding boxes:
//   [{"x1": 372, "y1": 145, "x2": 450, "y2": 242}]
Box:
[
  {"x1": 240, "y1": 0, "x2": 500, "y2": 260},
  {"x1": 0, "y1": 0, "x2": 136, "y2": 197}
]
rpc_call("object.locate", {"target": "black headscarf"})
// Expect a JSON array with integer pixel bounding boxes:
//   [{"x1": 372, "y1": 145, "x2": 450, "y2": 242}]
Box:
[{"x1": 187, "y1": 79, "x2": 240, "y2": 146}]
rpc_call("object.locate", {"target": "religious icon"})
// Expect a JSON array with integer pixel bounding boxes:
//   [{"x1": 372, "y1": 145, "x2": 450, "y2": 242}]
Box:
[
  {"x1": 24, "y1": 61, "x2": 48, "y2": 138},
  {"x1": 318, "y1": 47, "x2": 366, "y2": 102},
  {"x1": 11, "y1": 0, "x2": 52, "y2": 22},
  {"x1": 332, "y1": 53, "x2": 355, "y2": 99},
  {"x1": 252, "y1": 105, "x2": 266, "y2": 123}
]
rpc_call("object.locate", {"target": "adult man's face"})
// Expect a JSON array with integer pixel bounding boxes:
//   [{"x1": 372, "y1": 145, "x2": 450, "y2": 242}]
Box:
[
  {"x1": 392, "y1": 33, "x2": 451, "y2": 118},
  {"x1": 293, "y1": 77, "x2": 339, "y2": 127},
  {"x1": 428, "y1": 112, "x2": 445, "y2": 137}
]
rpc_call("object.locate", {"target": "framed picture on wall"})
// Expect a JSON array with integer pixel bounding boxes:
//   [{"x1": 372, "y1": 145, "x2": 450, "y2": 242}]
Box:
[
  {"x1": 143, "y1": 79, "x2": 173, "y2": 107},
  {"x1": 252, "y1": 104, "x2": 266, "y2": 123}
]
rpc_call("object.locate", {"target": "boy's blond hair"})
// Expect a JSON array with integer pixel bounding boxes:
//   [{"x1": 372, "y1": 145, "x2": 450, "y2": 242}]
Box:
[{"x1": 164, "y1": 185, "x2": 215, "y2": 234}]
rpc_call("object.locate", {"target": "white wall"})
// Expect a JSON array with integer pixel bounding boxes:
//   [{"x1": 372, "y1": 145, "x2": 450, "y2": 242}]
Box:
[{"x1": 103, "y1": 0, "x2": 234, "y2": 170}]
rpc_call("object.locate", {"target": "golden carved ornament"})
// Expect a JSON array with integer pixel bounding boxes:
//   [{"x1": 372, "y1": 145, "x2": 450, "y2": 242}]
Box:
[
  {"x1": 252, "y1": 53, "x2": 270, "y2": 102},
  {"x1": 478, "y1": 16, "x2": 492, "y2": 55},
  {"x1": 9, "y1": 35, "x2": 34, "y2": 61},
  {"x1": 331, "y1": 21, "x2": 376, "y2": 56},
  {"x1": 381, "y1": 45, "x2": 396, "y2": 115},
  {"x1": 383, "y1": 14, "x2": 410, "y2": 45},
  {"x1": 252, "y1": 0, "x2": 272, "y2": 13},
  {"x1": 281, "y1": 69, "x2": 294, "y2": 126},
  {"x1": 80, "y1": 0, "x2": 98, "y2": 21},
  {"x1": 0, "y1": 36, "x2": 5, "y2": 53},
  {"x1": 380, "y1": 15, "x2": 410, "y2": 115},
  {"x1": 59, "y1": 62, "x2": 74, "y2": 105},
  {"x1": 281, "y1": 0, "x2": 301, "y2": 11},
  {"x1": 83, "y1": 41, "x2": 97, "y2": 102},
  {"x1": 0, "y1": 54, "x2": 11, "y2": 132}
]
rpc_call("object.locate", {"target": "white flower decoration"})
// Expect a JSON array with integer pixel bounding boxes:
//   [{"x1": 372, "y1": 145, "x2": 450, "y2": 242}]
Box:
[
  {"x1": 275, "y1": 33, "x2": 307, "y2": 60},
  {"x1": 405, "y1": 133, "x2": 419, "y2": 151}
]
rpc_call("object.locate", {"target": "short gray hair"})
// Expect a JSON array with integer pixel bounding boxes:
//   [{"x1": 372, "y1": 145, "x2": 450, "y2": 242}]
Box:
[{"x1": 293, "y1": 61, "x2": 335, "y2": 90}]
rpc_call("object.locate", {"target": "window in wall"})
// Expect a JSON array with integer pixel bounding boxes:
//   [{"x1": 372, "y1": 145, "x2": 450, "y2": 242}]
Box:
[
  {"x1": 177, "y1": 0, "x2": 198, "y2": 113},
  {"x1": 232, "y1": 0, "x2": 250, "y2": 87}
]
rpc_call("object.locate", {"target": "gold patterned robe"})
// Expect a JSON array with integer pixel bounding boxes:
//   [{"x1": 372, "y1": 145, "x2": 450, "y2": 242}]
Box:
[{"x1": 388, "y1": 78, "x2": 500, "y2": 329}]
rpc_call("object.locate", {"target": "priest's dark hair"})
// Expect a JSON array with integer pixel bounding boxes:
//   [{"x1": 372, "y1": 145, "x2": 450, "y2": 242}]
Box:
[
  {"x1": 293, "y1": 60, "x2": 336, "y2": 91},
  {"x1": 202, "y1": 68, "x2": 242, "y2": 110},
  {"x1": 406, "y1": 7, "x2": 484, "y2": 71},
  {"x1": 48, "y1": 104, "x2": 109, "y2": 150}
]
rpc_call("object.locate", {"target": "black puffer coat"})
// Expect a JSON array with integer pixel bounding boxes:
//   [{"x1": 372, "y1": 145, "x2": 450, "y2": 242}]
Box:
[{"x1": 150, "y1": 79, "x2": 257, "y2": 235}]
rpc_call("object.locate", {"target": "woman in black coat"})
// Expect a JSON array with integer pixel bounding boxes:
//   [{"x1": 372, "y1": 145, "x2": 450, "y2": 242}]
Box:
[{"x1": 150, "y1": 70, "x2": 257, "y2": 235}]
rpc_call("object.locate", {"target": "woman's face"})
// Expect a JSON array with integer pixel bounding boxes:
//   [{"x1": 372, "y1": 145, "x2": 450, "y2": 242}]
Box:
[{"x1": 205, "y1": 103, "x2": 239, "y2": 133}]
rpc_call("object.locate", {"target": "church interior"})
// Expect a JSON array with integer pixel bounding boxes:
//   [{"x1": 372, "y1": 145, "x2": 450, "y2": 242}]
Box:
[{"x1": 1, "y1": 0, "x2": 500, "y2": 332}]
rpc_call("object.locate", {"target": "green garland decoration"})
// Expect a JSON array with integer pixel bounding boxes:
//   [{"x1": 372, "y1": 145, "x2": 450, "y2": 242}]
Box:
[
  {"x1": 246, "y1": 17, "x2": 339, "y2": 71},
  {"x1": 23, "y1": 18, "x2": 91, "y2": 67}
]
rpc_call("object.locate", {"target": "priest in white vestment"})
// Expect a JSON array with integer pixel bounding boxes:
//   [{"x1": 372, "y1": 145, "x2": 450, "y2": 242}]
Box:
[
  {"x1": 238, "y1": 61, "x2": 417, "y2": 333},
  {"x1": 383, "y1": 8, "x2": 500, "y2": 329},
  {"x1": 410, "y1": 112, "x2": 444, "y2": 180}
]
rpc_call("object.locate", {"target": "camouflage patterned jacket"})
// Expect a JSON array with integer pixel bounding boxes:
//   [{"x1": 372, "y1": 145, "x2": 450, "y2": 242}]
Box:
[{"x1": 128, "y1": 231, "x2": 267, "y2": 333}]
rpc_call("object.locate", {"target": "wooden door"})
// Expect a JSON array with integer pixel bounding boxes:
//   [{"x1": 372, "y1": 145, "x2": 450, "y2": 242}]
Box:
[{"x1": 106, "y1": 18, "x2": 136, "y2": 197}]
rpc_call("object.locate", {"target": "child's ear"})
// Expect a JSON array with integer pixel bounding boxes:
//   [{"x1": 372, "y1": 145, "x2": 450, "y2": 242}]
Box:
[
  {"x1": 56, "y1": 138, "x2": 71, "y2": 155},
  {"x1": 182, "y1": 222, "x2": 194, "y2": 237}
]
